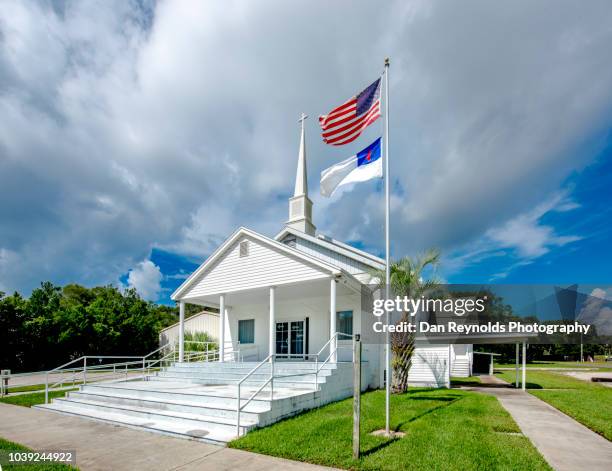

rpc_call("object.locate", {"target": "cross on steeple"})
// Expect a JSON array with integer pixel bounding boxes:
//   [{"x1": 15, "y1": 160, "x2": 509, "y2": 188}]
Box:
[
  {"x1": 287, "y1": 112, "x2": 316, "y2": 236},
  {"x1": 294, "y1": 112, "x2": 308, "y2": 197}
]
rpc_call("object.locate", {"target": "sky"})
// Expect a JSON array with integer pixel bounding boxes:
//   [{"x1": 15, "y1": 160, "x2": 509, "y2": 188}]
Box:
[{"x1": 1, "y1": 0, "x2": 611, "y2": 305}]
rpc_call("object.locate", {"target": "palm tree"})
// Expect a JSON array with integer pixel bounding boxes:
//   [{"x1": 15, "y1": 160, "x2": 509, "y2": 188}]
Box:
[{"x1": 373, "y1": 249, "x2": 441, "y2": 393}]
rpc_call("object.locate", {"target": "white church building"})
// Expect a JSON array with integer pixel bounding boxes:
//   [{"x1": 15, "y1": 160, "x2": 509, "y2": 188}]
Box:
[
  {"x1": 170, "y1": 121, "x2": 474, "y2": 389},
  {"x1": 38, "y1": 122, "x2": 476, "y2": 444}
]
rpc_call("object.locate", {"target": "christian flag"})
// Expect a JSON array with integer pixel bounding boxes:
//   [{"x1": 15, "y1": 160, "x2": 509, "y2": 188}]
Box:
[
  {"x1": 319, "y1": 78, "x2": 381, "y2": 146},
  {"x1": 320, "y1": 138, "x2": 382, "y2": 197}
]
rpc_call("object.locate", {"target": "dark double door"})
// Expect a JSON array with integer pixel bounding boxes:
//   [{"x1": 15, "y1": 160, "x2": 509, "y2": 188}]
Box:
[{"x1": 275, "y1": 320, "x2": 305, "y2": 358}]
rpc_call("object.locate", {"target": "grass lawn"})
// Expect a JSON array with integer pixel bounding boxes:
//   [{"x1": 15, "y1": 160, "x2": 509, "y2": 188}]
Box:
[
  {"x1": 0, "y1": 438, "x2": 77, "y2": 470},
  {"x1": 0, "y1": 389, "x2": 74, "y2": 408},
  {"x1": 450, "y1": 376, "x2": 481, "y2": 386},
  {"x1": 6, "y1": 384, "x2": 49, "y2": 394},
  {"x1": 496, "y1": 361, "x2": 611, "y2": 370},
  {"x1": 230, "y1": 389, "x2": 550, "y2": 470},
  {"x1": 496, "y1": 370, "x2": 612, "y2": 440}
]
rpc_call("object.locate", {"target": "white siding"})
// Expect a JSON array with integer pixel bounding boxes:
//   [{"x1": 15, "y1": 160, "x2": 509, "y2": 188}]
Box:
[
  {"x1": 291, "y1": 238, "x2": 372, "y2": 278},
  {"x1": 408, "y1": 344, "x2": 451, "y2": 388},
  {"x1": 223, "y1": 289, "x2": 381, "y2": 389},
  {"x1": 159, "y1": 311, "x2": 219, "y2": 347},
  {"x1": 183, "y1": 236, "x2": 330, "y2": 298}
]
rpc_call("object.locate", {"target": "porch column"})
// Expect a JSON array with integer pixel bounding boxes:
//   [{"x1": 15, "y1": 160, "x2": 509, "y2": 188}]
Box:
[
  {"x1": 219, "y1": 294, "x2": 226, "y2": 362},
  {"x1": 522, "y1": 341, "x2": 527, "y2": 391},
  {"x1": 515, "y1": 343, "x2": 519, "y2": 388},
  {"x1": 330, "y1": 278, "x2": 337, "y2": 363},
  {"x1": 178, "y1": 301, "x2": 185, "y2": 362},
  {"x1": 269, "y1": 286, "x2": 276, "y2": 362}
]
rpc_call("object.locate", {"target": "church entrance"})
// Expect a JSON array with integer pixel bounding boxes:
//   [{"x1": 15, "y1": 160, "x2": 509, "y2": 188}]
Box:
[{"x1": 275, "y1": 320, "x2": 305, "y2": 359}]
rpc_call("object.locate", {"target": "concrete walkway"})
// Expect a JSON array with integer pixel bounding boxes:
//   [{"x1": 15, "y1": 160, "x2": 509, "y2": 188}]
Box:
[
  {"x1": 0, "y1": 403, "x2": 335, "y2": 471},
  {"x1": 477, "y1": 374, "x2": 511, "y2": 386},
  {"x1": 563, "y1": 371, "x2": 612, "y2": 388},
  {"x1": 470, "y1": 386, "x2": 612, "y2": 471}
]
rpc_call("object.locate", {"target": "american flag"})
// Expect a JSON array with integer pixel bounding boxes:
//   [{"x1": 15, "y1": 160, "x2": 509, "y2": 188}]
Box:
[{"x1": 319, "y1": 78, "x2": 381, "y2": 146}]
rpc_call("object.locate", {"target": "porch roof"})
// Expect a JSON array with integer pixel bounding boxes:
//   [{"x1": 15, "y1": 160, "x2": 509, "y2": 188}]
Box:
[
  {"x1": 183, "y1": 276, "x2": 356, "y2": 307},
  {"x1": 171, "y1": 227, "x2": 361, "y2": 302}
]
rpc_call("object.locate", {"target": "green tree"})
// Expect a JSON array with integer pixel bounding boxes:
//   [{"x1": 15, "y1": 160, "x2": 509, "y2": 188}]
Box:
[
  {"x1": 373, "y1": 249, "x2": 441, "y2": 393},
  {"x1": 0, "y1": 291, "x2": 28, "y2": 371},
  {"x1": 1, "y1": 282, "x2": 181, "y2": 372}
]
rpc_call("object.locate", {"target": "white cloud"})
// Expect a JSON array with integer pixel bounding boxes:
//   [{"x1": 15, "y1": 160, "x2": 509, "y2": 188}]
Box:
[
  {"x1": 444, "y1": 191, "x2": 581, "y2": 278},
  {"x1": 0, "y1": 1, "x2": 611, "y2": 295},
  {"x1": 486, "y1": 193, "x2": 581, "y2": 258},
  {"x1": 127, "y1": 259, "x2": 162, "y2": 301}
]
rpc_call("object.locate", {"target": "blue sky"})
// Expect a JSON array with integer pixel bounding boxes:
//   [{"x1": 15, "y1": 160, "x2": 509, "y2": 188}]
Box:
[
  {"x1": 447, "y1": 136, "x2": 612, "y2": 286},
  {"x1": 144, "y1": 135, "x2": 612, "y2": 305},
  {"x1": 2, "y1": 1, "x2": 612, "y2": 305}
]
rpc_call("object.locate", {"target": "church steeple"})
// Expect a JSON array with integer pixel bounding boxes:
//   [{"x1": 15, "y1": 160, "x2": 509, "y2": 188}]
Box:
[{"x1": 287, "y1": 113, "x2": 316, "y2": 236}]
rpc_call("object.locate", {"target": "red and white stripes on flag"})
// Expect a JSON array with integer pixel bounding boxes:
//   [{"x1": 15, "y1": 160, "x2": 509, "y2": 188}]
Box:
[{"x1": 318, "y1": 78, "x2": 381, "y2": 146}]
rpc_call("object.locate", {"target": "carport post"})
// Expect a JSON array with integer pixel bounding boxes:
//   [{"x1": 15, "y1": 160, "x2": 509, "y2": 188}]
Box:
[
  {"x1": 522, "y1": 341, "x2": 527, "y2": 391},
  {"x1": 515, "y1": 343, "x2": 519, "y2": 388}
]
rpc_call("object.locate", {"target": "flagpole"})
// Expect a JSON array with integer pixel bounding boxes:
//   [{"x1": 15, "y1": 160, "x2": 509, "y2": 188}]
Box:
[{"x1": 383, "y1": 57, "x2": 391, "y2": 435}]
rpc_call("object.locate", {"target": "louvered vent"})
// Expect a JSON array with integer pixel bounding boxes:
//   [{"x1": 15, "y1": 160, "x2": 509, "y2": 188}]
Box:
[{"x1": 239, "y1": 240, "x2": 249, "y2": 258}]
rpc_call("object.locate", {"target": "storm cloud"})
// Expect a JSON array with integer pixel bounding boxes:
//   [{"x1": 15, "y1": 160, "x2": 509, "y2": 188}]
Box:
[{"x1": 1, "y1": 0, "x2": 611, "y2": 298}]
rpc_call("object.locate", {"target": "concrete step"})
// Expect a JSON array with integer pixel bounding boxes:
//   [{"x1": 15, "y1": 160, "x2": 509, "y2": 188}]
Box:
[
  {"x1": 49, "y1": 396, "x2": 255, "y2": 435},
  {"x1": 171, "y1": 363, "x2": 339, "y2": 372},
  {"x1": 153, "y1": 374, "x2": 324, "y2": 389},
  {"x1": 160, "y1": 369, "x2": 331, "y2": 382},
  {"x1": 35, "y1": 361, "x2": 354, "y2": 444},
  {"x1": 166, "y1": 367, "x2": 335, "y2": 377},
  {"x1": 173, "y1": 361, "x2": 344, "y2": 370},
  {"x1": 35, "y1": 402, "x2": 239, "y2": 444},
  {"x1": 67, "y1": 391, "x2": 267, "y2": 422},
  {"x1": 81, "y1": 382, "x2": 274, "y2": 409}
]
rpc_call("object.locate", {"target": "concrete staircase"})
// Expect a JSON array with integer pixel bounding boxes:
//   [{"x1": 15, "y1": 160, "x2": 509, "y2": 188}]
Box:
[
  {"x1": 451, "y1": 358, "x2": 471, "y2": 377},
  {"x1": 35, "y1": 361, "x2": 353, "y2": 444}
]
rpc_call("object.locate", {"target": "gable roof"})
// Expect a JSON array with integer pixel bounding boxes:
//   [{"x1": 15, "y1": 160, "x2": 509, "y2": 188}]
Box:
[
  {"x1": 171, "y1": 227, "x2": 343, "y2": 301},
  {"x1": 274, "y1": 226, "x2": 385, "y2": 270}
]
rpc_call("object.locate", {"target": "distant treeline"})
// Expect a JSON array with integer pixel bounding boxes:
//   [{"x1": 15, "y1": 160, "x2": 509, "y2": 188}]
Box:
[
  {"x1": 476, "y1": 343, "x2": 609, "y2": 363},
  {"x1": 0, "y1": 282, "x2": 195, "y2": 372}
]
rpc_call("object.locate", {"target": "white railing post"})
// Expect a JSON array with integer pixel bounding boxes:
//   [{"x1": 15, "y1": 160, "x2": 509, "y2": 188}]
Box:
[
  {"x1": 515, "y1": 343, "x2": 519, "y2": 388},
  {"x1": 522, "y1": 342, "x2": 527, "y2": 391},
  {"x1": 83, "y1": 357, "x2": 87, "y2": 385},
  {"x1": 236, "y1": 383, "x2": 241, "y2": 437},
  {"x1": 270, "y1": 356, "x2": 275, "y2": 401}
]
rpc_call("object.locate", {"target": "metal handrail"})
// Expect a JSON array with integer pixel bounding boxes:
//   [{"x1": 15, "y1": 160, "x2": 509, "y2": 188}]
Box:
[
  {"x1": 43, "y1": 344, "x2": 176, "y2": 404},
  {"x1": 234, "y1": 333, "x2": 355, "y2": 437},
  {"x1": 9, "y1": 341, "x2": 219, "y2": 402},
  {"x1": 314, "y1": 332, "x2": 353, "y2": 390},
  {"x1": 236, "y1": 354, "x2": 274, "y2": 437}
]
